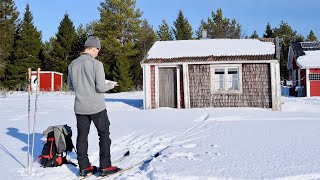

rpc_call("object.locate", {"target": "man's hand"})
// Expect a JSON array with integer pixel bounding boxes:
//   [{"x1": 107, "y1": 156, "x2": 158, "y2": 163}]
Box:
[
  {"x1": 110, "y1": 83, "x2": 116, "y2": 89},
  {"x1": 105, "y1": 79, "x2": 118, "y2": 89}
]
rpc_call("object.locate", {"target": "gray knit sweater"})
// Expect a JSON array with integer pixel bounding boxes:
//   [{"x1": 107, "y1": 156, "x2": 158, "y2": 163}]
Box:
[{"x1": 67, "y1": 53, "x2": 113, "y2": 114}]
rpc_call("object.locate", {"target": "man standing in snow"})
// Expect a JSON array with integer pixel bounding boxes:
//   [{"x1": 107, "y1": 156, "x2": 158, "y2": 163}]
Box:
[{"x1": 67, "y1": 36, "x2": 120, "y2": 177}]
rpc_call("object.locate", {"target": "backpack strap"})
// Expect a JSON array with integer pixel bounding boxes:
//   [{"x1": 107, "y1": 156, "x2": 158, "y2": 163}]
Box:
[
  {"x1": 63, "y1": 153, "x2": 77, "y2": 167},
  {"x1": 65, "y1": 159, "x2": 77, "y2": 167}
]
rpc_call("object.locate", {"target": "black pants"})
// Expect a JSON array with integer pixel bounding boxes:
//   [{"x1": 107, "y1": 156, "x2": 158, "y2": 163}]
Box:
[{"x1": 76, "y1": 109, "x2": 111, "y2": 169}]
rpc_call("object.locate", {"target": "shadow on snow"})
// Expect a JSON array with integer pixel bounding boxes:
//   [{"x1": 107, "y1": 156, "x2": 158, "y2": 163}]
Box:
[
  {"x1": 6, "y1": 127, "x2": 43, "y2": 163},
  {"x1": 105, "y1": 98, "x2": 143, "y2": 109},
  {"x1": 5, "y1": 127, "x2": 79, "y2": 175}
]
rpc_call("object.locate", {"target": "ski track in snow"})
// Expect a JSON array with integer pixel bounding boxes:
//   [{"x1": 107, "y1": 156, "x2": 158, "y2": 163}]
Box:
[
  {"x1": 112, "y1": 114, "x2": 220, "y2": 179},
  {"x1": 61, "y1": 111, "x2": 220, "y2": 179}
]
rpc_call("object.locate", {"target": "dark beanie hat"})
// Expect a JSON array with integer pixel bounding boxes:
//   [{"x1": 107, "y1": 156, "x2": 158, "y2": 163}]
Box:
[{"x1": 84, "y1": 36, "x2": 101, "y2": 49}]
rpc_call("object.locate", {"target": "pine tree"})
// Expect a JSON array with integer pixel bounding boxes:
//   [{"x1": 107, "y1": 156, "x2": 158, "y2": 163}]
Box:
[
  {"x1": 74, "y1": 24, "x2": 90, "y2": 55},
  {"x1": 156, "y1": 19, "x2": 174, "y2": 41},
  {"x1": 138, "y1": 20, "x2": 157, "y2": 56},
  {"x1": 172, "y1": 10, "x2": 193, "y2": 40},
  {"x1": 112, "y1": 56, "x2": 133, "y2": 92},
  {"x1": 197, "y1": 8, "x2": 241, "y2": 39},
  {"x1": 133, "y1": 19, "x2": 156, "y2": 89},
  {"x1": 273, "y1": 21, "x2": 299, "y2": 80},
  {"x1": 40, "y1": 38, "x2": 55, "y2": 71},
  {"x1": 263, "y1": 22, "x2": 274, "y2": 38},
  {"x1": 212, "y1": 9, "x2": 226, "y2": 38},
  {"x1": 250, "y1": 30, "x2": 259, "y2": 39},
  {"x1": 0, "y1": 0, "x2": 19, "y2": 85},
  {"x1": 94, "y1": 0, "x2": 141, "y2": 92},
  {"x1": 227, "y1": 19, "x2": 241, "y2": 38},
  {"x1": 6, "y1": 4, "x2": 42, "y2": 90},
  {"x1": 295, "y1": 34, "x2": 305, "y2": 42},
  {"x1": 195, "y1": 20, "x2": 208, "y2": 39},
  {"x1": 50, "y1": 13, "x2": 77, "y2": 81},
  {"x1": 306, "y1": 30, "x2": 318, "y2": 41}
]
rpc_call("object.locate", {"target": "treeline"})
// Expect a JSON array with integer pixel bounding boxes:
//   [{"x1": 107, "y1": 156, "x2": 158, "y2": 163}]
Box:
[{"x1": 0, "y1": 0, "x2": 318, "y2": 91}]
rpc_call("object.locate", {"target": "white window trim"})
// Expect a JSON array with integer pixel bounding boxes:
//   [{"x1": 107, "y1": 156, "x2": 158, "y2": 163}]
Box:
[
  {"x1": 210, "y1": 64, "x2": 243, "y2": 94},
  {"x1": 306, "y1": 69, "x2": 310, "y2": 97}
]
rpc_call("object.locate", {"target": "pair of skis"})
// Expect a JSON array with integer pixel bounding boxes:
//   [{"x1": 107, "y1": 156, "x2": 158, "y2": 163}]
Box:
[
  {"x1": 77, "y1": 150, "x2": 130, "y2": 180},
  {"x1": 27, "y1": 68, "x2": 41, "y2": 175},
  {"x1": 95, "y1": 149, "x2": 165, "y2": 179},
  {"x1": 79, "y1": 148, "x2": 166, "y2": 180}
]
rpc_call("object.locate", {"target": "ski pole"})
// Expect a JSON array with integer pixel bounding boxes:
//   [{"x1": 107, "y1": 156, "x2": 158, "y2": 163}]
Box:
[
  {"x1": 30, "y1": 68, "x2": 40, "y2": 174},
  {"x1": 27, "y1": 68, "x2": 31, "y2": 175}
]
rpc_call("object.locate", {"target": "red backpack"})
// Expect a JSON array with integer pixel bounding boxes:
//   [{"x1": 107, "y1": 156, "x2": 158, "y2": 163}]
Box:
[{"x1": 37, "y1": 125, "x2": 76, "y2": 167}]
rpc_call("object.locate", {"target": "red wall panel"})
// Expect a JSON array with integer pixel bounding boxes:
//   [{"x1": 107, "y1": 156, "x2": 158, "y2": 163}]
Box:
[
  {"x1": 310, "y1": 69, "x2": 320, "y2": 73},
  {"x1": 40, "y1": 73, "x2": 52, "y2": 91},
  {"x1": 54, "y1": 73, "x2": 62, "y2": 91},
  {"x1": 310, "y1": 81, "x2": 320, "y2": 96}
]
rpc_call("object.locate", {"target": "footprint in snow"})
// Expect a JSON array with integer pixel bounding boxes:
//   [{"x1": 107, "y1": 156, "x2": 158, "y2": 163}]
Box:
[
  {"x1": 169, "y1": 152, "x2": 200, "y2": 161},
  {"x1": 211, "y1": 144, "x2": 220, "y2": 148},
  {"x1": 182, "y1": 144, "x2": 197, "y2": 149}
]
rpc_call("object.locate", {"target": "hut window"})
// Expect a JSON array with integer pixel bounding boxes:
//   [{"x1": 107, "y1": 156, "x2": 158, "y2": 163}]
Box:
[{"x1": 211, "y1": 65, "x2": 242, "y2": 93}]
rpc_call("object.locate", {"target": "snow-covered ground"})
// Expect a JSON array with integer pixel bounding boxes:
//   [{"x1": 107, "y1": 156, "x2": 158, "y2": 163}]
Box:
[{"x1": 1, "y1": 91, "x2": 320, "y2": 180}]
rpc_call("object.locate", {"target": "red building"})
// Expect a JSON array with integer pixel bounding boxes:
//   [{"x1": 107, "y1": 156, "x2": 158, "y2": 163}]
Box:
[
  {"x1": 288, "y1": 42, "x2": 320, "y2": 97},
  {"x1": 31, "y1": 71, "x2": 63, "y2": 92}
]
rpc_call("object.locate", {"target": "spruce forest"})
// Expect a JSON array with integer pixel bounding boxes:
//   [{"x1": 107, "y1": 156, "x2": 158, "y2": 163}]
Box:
[{"x1": 0, "y1": 0, "x2": 318, "y2": 91}]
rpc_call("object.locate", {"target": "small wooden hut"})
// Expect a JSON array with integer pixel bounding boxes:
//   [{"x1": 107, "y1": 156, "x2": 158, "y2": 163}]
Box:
[{"x1": 141, "y1": 38, "x2": 281, "y2": 111}]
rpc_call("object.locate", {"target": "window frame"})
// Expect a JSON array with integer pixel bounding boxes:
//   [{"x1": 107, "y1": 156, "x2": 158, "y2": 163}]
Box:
[{"x1": 210, "y1": 64, "x2": 243, "y2": 94}]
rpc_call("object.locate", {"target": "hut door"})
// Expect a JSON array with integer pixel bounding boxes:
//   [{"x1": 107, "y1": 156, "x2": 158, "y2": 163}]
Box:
[{"x1": 159, "y1": 67, "x2": 177, "y2": 108}]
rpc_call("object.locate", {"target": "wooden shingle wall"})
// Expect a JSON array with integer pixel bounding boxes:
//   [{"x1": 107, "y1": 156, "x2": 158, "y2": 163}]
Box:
[
  {"x1": 189, "y1": 65, "x2": 211, "y2": 107},
  {"x1": 188, "y1": 64, "x2": 272, "y2": 108},
  {"x1": 242, "y1": 64, "x2": 272, "y2": 108}
]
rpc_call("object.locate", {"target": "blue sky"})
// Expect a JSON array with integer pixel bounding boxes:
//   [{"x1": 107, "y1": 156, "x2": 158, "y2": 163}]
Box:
[{"x1": 15, "y1": 0, "x2": 320, "y2": 42}]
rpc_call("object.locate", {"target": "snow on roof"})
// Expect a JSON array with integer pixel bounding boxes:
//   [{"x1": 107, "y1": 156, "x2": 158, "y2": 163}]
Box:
[
  {"x1": 147, "y1": 39, "x2": 275, "y2": 59},
  {"x1": 296, "y1": 50, "x2": 320, "y2": 68}
]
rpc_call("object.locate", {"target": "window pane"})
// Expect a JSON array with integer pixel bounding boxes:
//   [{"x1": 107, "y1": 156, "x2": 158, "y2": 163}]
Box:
[
  {"x1": 228, "y1": 68, "x2": 238, "y2": 74},
  {"x1": 215, "y1": 81, "x2": 224, "y2": 90},
  {"x1": 228, "y1": 79, "x2": 239, "y2": 90},
  {"x1": 215, "y1": 74, "x2": 224, "y2": 90},
  {"x1": 227, "y1": 67, "x2": 239, "y2": 90},
  {"x1": 215, "y1": 69, "x2": 224, "y2": 74}
]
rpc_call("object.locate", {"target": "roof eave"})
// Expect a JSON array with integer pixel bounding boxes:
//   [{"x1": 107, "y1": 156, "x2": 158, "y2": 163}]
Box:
[{"x1": 142, "y1": 54, "x2": 276, "y2": 64}]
